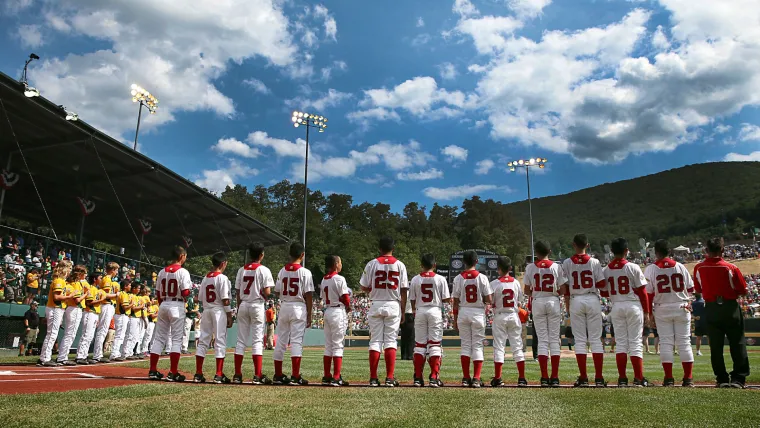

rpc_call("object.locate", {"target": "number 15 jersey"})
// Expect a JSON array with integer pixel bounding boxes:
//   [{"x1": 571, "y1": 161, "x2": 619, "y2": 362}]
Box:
[
  {"x1": 276, "y1": 263, "x2": 314, "y2": 304},
  {"x1": 360, "y1": 256, "x2": 409, "y2": 302},
  {"x1": 198, "y1": 272, "x2": 232, "y2": 310},
  {"x1": 524, "y1": 260, "x2": 566, "y2": 299}
]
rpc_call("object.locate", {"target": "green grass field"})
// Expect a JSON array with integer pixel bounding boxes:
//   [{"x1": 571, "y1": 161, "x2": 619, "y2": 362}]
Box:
[{"x1": 2, "y1": 349, "x2": 759, "y2": 428}]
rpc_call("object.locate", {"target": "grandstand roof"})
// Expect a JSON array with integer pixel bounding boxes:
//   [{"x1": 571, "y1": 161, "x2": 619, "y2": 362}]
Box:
[{"x1": 0, "y1": 71, "x2": 290, "y2": 256}]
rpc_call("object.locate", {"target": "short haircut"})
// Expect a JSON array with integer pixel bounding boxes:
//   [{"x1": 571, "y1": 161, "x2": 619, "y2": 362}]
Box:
[
  {"x1": 497, "y1": 256, "x2": 512, "y2": 273},
  {"x1": 106, "y1": 261, "x2": 119, "y2": 273},
  {"x1": 706, "y1": 237, "x2": 723, "y2": 255},
  {"x1": 654, "y1": 239, "x2": 669, "y2": 258},
  {"x1": 248, "y1": 242, "x2": 265, "y2": 261},
  {"x1": 67, "y1": 264, "x2": 88, "y2": 282},
  {"x1": 573, "y1": 234, "x2": 588, "y2": 248},
  {"x1": 610, "y1": 238, "x2": 629, "y2": 256},
  {"x1": 171, "y1": 246, "x2": 187, "y2": 262},
  {"x1": 463, "y1": 250, "x2": 478, "y2": 268},
  {"x1": 534, "y1": 241, "x2": 550, "y2": 258},
  {"x1": 379, "y1": 236, "x2": 395, "y2": 253},
  {"x1": 420, "y1": 253, "x2": 436, "y2": 270},
  {"x1": 324, "y1": 255, "x2": 340, "y2": 271},
  {"x1": 289, "y1": 242, "x2": 305, "y2": 260},
  {"x1": 211, "y1": 251, "x2": 227, "y2": 268}
]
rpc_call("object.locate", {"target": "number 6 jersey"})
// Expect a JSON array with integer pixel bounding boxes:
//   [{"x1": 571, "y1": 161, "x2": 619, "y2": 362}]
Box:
[
  {"x1": 198, "y1": 272, "x2": 232, "y2": 309},
  {"x1": 360, "y1": 256, "x2": 409, "y2": 302}
]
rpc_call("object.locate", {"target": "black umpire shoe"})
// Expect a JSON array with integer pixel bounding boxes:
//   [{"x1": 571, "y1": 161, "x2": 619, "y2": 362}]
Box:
[
  {"x1": 633, "y1": 378, "x2": 650, "y2": 387},
  {"x1": 573, "y1": 377, "x2": 589, "y2": 388},
  {"x1": 550, "y1": 378, "x2": 560, "y2": 388},
  {"x1": 166, "y1": 372, "x2": 186, "y2": 382},
  {"x1": 617, "y1": 377, "x2": 629, "y2": 387},
  {"x1": 232, "y1": 374, "x2": 243, "y2": 384},
  {"x1": 461, "y1": 377, "x2": 472, "y2": 387},
  {"x1": 730, "y1": 380, "x2": 746, "y2": 389},
  {"x1": 272, "y1": 374, "x2": 291, "y2": 385},
  {"x1": 148, "y1": 371, "x2": 164, "y2": 381},
  {"x1": 595, "y1": 378, "x2": 608, "y2": 387},
  {"x1": 413, "y1": 377, "x2": 424, "y2": 387},
  {"x1": 682, "y1": 378, "x2": 695, "y2": 388},
  {"x1": 213, "y1": 374, "x2": 231, "y2": 384},
  {"x1": 490, "y1": 377, "x2": 504, "y2": 388},
  {"x1": 663, "y1": 377, "x2": 675, "y2": 387},
  {"x1": 254, "y1": 374, "x2": 272, "y2": 385},
  {"x1": 322, "y1": 376, "x2": 333, "y2": 386},
  {"x1": 471, "y1": 378, "x2": 483, "y2": 388},
  {"x1": 290, "y1": 376, "x2": 309, "y2": 386},
  {"x1": 384, "y1": 377, "x2": 399, "y2": 387},
  {"x1": 369, "y1": 378, "x2": 381, "y2": 387},
  {"x1": 716, "y1": 380, "x2": 731, "y2": 388},
  {"x1": 331, "y1": 377, "x2": 349, "y2": 387},
  {"x1": 193, "y1": 374, "x2": 206, "y2": 383},
  {"x1": 517, "y1": 378, "x2": 528, "y2": 387},
  {"x1": 429, "y1": 377, "x2": 443, "y2": 388},
  {"x1": 540, "y1": 377, "x2": 550, "y2": 388}
]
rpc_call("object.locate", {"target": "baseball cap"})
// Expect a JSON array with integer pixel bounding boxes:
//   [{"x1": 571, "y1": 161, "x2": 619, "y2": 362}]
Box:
[{"x1": 30, "y1": 301, "x2": 38, "y2": 306}]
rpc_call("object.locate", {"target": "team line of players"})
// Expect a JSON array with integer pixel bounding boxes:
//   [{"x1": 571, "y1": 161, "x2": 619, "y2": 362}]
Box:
[{"x1": 143, "y1": 234, "x2": 706, "y2": 387}]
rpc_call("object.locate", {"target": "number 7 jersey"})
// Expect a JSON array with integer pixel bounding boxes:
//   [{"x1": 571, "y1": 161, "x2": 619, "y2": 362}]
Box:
[
  {"x1": 235, "y1": 263, "x2": 274, "y2": 303},
  {"x1": 360, "y1": 256, "x2": 409, "y2": 302},
  {"x1": 276, "y1": 263, "x2": 314, "y2": 304}
]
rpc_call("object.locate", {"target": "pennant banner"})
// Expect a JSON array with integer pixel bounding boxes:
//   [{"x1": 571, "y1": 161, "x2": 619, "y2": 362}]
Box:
[
  {"x1": 0, "y1": 170, "x2": 19, "y2": 190},
  {"x1": 182, "y1": 236, "x2": 192, "y2": 248},
  {"x1": 139, "y1": 219, "x2": 152, "y2": 235},
  {"x1": 76, "y1": 197, "x2": 96, "y2": 216}
]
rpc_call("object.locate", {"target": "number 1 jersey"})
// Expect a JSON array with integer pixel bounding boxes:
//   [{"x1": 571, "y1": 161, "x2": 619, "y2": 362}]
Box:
[
  {"x1": 198, "y1": 272, "x2": 232, "y2": 309},
  {"x1": 276, "y1": 263, "x2": 314, "y2": 304},
  {"x1": 360, "y1": 256, "x2": 409, "y2": 302}
]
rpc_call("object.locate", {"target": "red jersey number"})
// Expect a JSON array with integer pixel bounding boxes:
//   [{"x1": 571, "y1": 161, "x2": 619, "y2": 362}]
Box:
[
  {"x1": 323, "y1": 286, "x2": 331, "y2": 305},
  {"x1": 607, "y1": 276, "x2": 630, "y2": 295},
  {"x1": 464, "y1": 284, "x2": 478, "y2": 303},
  {"x1": 242, "y1": 276, "x2": 255, "y2": 295},
  {"x1": 532, "y1": 274, "x2": 555, "y2": 292},
  {"x1": 281, "y1": 277, "x2": 299, "y2": 296},
  {"x1": 656, "y1": 274, "x2": 684, "y2": 294},
  {"x1": 571, "y1": 270, "x2": 594, "y2": 290},
  {"x1": 374, "y1": 271, "x2": 400, "y2": 290},
  {"x1": 161, "y1": 278, "x2": 178, "y2": 297},
  {"x1": 420, "y1": 283, "x2": 434, "y2": 303},
  {"x1": 205, "y1": 284, "x2": 216, "y2": 303},
  {"x1": 502, "y1": 288, "x2": 515, "y2": 308}
]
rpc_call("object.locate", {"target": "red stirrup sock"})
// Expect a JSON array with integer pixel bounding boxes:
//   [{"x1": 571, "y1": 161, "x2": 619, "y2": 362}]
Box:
[
  {"x1": 413, "y1": 353, "x2": 425, "y2": 378},
  {"x1": 576, "y1": 354, "x2": 587, "y2": 378},
  {"x1": 538, "y1": 355, "x2": 549, "y2": 378},
  {"x1": 517, "y1": 360, "x2": 526, "y2": 378},
  {"x1": 333, "y1": 357, "x2": 343, "y2": 379},
  {"x1": 291, "y1": 356, "x2": 302, "y2": 378},
  {"x1": 169, "y1": 352, "x2": 180, "y2": 374},
  {"x1": 149, "y1": 353, "x2": 159, "y2": 372},
  {"x1": 323, "y1": 355, "x2": 332, "y2": 378},
  {"x1": 550, "y1": 355, "x2": 560, "y2": 379},
  {"x1": 252, "y1": 354, "x2": 263, "y2": 378},
  {"x1": 215, "y1": 357, "x2": 224, "y2": 376},
  {"x1": 460, "y1": 356, "x2": 471, "y2": 378},
  {"x1": 473, "y1": 360, "x2": 483, "y2": 379},
  {"x1": 494, "y1": 362, "x2": 503, "y2": 379},
  {"x1": 234, "y1": 354, "x2": 243, "y2": 376},
  {"x1": 615, "y1": 353, "x2": 628, "y2": 378},
  {"x1": 429, "y1": 356, "x2": 441, "y2": 379},
  {"x1": 384, "y1": 348, "x2": 397, "y2": 379},
  {"x1": 274, "y1": 359, "x2": 283, "y2": 377},
  {"x1": 682, "y1": 361, "x2": 693, "y2": 380},
  {"x1": 195, "y1": 355, "x2": 204, "y2": 375},
  {"x1": 369, "y1": 350, "x2": 380, "y2": 379},
  {"x1": 662, "y1": 362, "x2": 673, "y2": 379},
  {"x1": 631, "y1": 356, "x2": 644, "y2": 379},
  {"x1": 592, "y1": 353, "x2": 604, "y2": 379}
]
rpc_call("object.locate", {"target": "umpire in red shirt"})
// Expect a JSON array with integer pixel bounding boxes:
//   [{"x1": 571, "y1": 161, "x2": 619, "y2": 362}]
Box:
[{"x1": 693, "y1": 238, "x2": 750, "y2": 388}]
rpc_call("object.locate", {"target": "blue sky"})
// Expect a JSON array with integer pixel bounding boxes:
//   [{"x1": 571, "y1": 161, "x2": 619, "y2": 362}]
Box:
[{"x1": 1, "y1": 0, "x2": 759, "y2": 212}]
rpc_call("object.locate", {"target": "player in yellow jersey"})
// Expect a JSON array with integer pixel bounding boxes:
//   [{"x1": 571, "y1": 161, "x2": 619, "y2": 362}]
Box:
[
  {"x1": 125, "y1": 283, "x2": 145, "y2": 359},
  {"x1": 39, "y1": 261, "x2": 73, "y2": 366},
  {"x1": 92, "y1": 263, "x2": 120, "y2": 363},
  {"x1": 77, "y1": 273, "x2": 108, "y2": 365},
  {"x1": 135, "y1": 286, "x2": 152, "y2": 358},
  {"x1": 57, "y1": 265, "x2": 89, "y2": 365},
  {"x1": 141, "y1": 292, "x2": 158, "y2": 358},
  {"x1": 111, "y1": 279, "x2": 133, "y2": 361}
]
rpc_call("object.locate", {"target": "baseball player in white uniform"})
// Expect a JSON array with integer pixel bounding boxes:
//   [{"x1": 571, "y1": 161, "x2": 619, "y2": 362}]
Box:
[
  {"x1": 193, "y1": 252, "x2": 234, "y2": 384},
  {"x1": 490, "y1": 256, "x2": 527, "y2": 387},
  {"x1": 644, "y1": 239, "x2": 695, "y2": 387},
  {"x1": 603, "y1": 237, "x2": 651, "y2": 387},
  {"x1": 360, "y1": 236, "x2": 409, "y2": 387},
  {"x1": 562, "y1": 234, "x2": 608, "y2": 387},
  {"x1": 408, "y1": 253, "x2": 450, "y2": 388},
  {"x1": 123, "y1": 283, "x2": 145, "y2": 360},
  {"x1": 148, "y1": 246, "x2": 193, "y2": 382},
  {"x1": 524, "y1": 241, "x2": 567, "y2": 388},
  {"x1": 272, "y1": 242, "x2": 314, "y2": 386},
  {"x1": 233, "y1": 242, "x2": 274, "y2": 385},
  {"x1": 57, "y1": 265, "x2": 88, "y2": 366},
  {"x1": 321, "y1": 255, "x2": 351, "y2": 387},
  {"x1": 452, "y1": 250, "x2": 493, "y2": 388}
]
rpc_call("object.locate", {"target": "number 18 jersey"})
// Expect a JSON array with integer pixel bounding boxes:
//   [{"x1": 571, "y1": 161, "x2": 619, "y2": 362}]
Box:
[
  {"x1": 360, "y1": 256, "x2": 409, "y2": 302},
  {"x1": 452, "y1": 270, "x2": 493, "y2": 308},
  {"x1": 198, "y1": 272, "x2": 232, "y2": 310},
  {"x1": 523, "y1": 260, "x2": 566, "y2": 299},
  {"x1": 603, "y1": 259, "x2": 647, "y2": 303},
  {"x1": 409, "y1": 272, "x2": 450, "y2": 308},
  {"x1": 276, "y1": 263, "x2": 314, "y2": 304}
]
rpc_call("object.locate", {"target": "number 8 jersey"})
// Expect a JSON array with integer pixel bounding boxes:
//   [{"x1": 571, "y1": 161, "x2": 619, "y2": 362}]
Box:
[
  {"x1": 198, "y1": 272, "x2": 232, "y2": 309},
  {"x1": 360, "y1": 256, "x2": 409, "y2": 302},
  {"x1": 276, "y1": 263, "x2": 314, "y2": 304},
  {"x1": 452, "y1": 270, "x2": 492, "y2": 308},
  {"x1": 603, "y1": 259, "x2": 647, "y2": 303}
]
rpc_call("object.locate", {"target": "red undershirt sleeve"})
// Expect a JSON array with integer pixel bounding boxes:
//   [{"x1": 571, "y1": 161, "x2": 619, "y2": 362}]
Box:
[
  {"x1": 634, "y1": 286, "x2": 650, "y2": 313},
  {"x1": 339, "y1": 294, "x2": 350, "y2": 310}
]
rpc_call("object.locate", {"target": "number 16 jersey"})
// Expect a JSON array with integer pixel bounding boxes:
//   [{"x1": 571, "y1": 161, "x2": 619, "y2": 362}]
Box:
[{"x1": 360, "y1": 256, "x2": 409, "y2": 302}]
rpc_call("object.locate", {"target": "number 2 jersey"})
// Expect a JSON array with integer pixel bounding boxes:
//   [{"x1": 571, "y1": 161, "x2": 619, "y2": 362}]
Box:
[
  {"x1": 276, "y1": 263, "x2": 314, "y2": 304},
  {"x1": 198, "y1": 271, "x2": 232, "y2": 310},
  {"x1": 523, "y1": 260, "x2": 566, "y2": 299},
  {"x1": 644, "y1": 258, "x2": 694, "y2": 305},
  {"x1": 602, "y1": 259, "x2": 647, "y2": 304},
  {"x1": 156, "y1": 264, "x2": 192, "y2": 303},
  {"x1": 490, "y1": 275, "x2": 522, "y2": 313},
  {"x1": 235, "y1": 263, "x2": 275, "y2": 303},
  {"x1": 452, "y1": 270, "x2": 493, "y2": 308},
  {"x1": 360, "y1": 256, "x2": 409, "y2": 302},
  {"x1": 409, "y1": 272, "x2": 450, "y2": 308},
  {"x1": 562, "y1": 254, "x2": 605, "y2": 296}
]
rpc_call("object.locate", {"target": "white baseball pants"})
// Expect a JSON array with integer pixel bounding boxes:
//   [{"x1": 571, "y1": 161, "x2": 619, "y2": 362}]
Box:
[
  {"x1": 414, "y1": 306, "x2": 444, "y2": 358},
  {"x1": 151, "y1": 302, "x2": 186, "y2": 355},
  {"x1": 76, "y1": 311, "x2": 100, "y2": 360},
  {"x1": 123, "y1": 317, "x2": 142, "y2": 357},
  {"x1": 182, "y1": 317, "x2": 193, "y2": 353},
  {"x1": 368, "y1": 301, "x2": 401, "y2": 352},
  {"x1": 142, "y1": 322, "x2": 156, "y2": 354},
  {"x1": 57, "y1": 306, "x2": 82, "y2": 362},
  {"x1": 611, "y1": 301, "x2": 644, "y2": 358},
  {"x1": 273, "y1": 302, "x2": 307, "y2": 360},
  {"x1": 135, "y1": 319, "x2": 146, "y2": 354},
  {"x1": 654, "y1": 303, "x2": 694, "y2": 364},
  {"x1": 196, "y1": 307, "x2": 228, "y2": 359},
  {"x1": 235, "y1": 302, "x2": 266, "y2": 356},
  {"x1": 92, "y1": 303, "x2": 114, "y2": 360},
  {"x1": 323, "y1": 307, "x2": 347, "y2": 357},
  {"x1": 492, "y1": 311, "x2": 525, "y2": 363},
  {"x1": 570, "y1": 294, "x2": 604, "y2": 355},
  {"x1": 110, "y1": 314, "x2": 129, "y2": 358},
  {"x1": 533, "y1": 297, "x2": 562, "y2": 357},
  {"x1": 40, "y1": 306, "x2": 64, "y2": 363},
  {"x1": 458, "y1": 307, "x2": 486, "y2": 361}
]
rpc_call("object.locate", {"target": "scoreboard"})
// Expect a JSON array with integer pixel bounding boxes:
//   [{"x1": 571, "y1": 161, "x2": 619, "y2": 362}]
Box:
[{"x1": 447, "y1": 249, "x2": 501, "y2": 283}]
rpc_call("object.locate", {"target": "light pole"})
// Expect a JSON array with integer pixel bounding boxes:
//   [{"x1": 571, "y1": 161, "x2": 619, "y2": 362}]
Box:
[
  {"x1": 290, "y1": 111, "x2": 327, "y2": 256},
  {"x1": 130, "y1": 84, "x2": 158, "y2": 151},
  {"x1": 507, "y1": 157, "x2": 548, "y2": 263}
]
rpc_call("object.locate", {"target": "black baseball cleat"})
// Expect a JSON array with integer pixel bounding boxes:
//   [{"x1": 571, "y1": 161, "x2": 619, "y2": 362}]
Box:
[
  {"x1": 429, "y1": 377, "x2": 444, "y2": 388},
  {"x1": 716, "y1": 381, "x2": 731, "y2": 388},
  {"x1": 633, "y1": 377, "x2": 650, "y2": 387},
  {"x1": 232, "y1": 374, "x2": 243, "y2": 384},
  {"x1": 595, "y1": 377, "x2": 608, "y2": 387},
  {"x1": 331, "y1": 377, "x2": 349, "y2": 387},
  {"x1": 126, "y1": 356, "x2": 140, "y2": 360},
  {"x1": 86, "y1": 359, "x2": 99, "y2": 365},
  {"x1": 254, "y1": 374, "x2": 272, "y2": 385},
  {"x1": 540, "y1": 377, "x2": 550, "y2": 388},
  {"x1": 413, "y1": 377, "x2": 424, "y2": 387},
  {"x1": 112, "y1": 357, "x2": 126, "y2": 362},
  {"x1": 322, "y1": 376, "x2": 333, "y2": 386},
  {"x1": 148, "y1": 371, "x2": 164, "y2": 381},
  {"x1": 100, "y1": 358, "x2": 111, "y2": 363},
  {"x1": 682, "y1": 378, "x2": 695, "y2": 388},
  {"x1": 193, "y1": 374, "x2": 206, "y2": 383},
  {"x1": 573, "y1": 377, "x2": 589, "y2": 388},
  {"x1": 166, "y1": 372, "x2": 186, "y2": 382},
  {"x1": 729, "y1": 380, "x2": 746, "y2": 389},
  {"x1": 59, "y1": 360, "x2": 76, "y2": 366},
  {"x1": 75, "y1": 359, "x2": 90, "y2": 365},
  {"x1": 662, "y1": 377, "x2": 675, "y2": 387},
  {"x1": 517, "y1": 378, "x2": 529, "y2": 387},
  {"x1": 384, "y1": 377, "x2": 399, "y2": 387},
  {"x1": 272, "y1": 374, "x2": 291, "y2": 385},
  {"x1": 213, "y1": 374, "x2": 231, "y2": 384},
  {"x1": 369, "y1": 378, "x2": 381, "y2": 387},
  {"x1": 617, "y1": 377, "x2": 629, "y2": 387},
  {"x1": 461, "y1": 377, "x2": 472, "y2": 387},
  {"x1": 290, "y1": 375, "x2": 309, "y2": 386},
  {"x1": 550, "y1": 378, "x2": 560, "y2": 388},
  {"x1": 490, "y1": 377, "x2": 504, "y2": 388},
  {"x1": 470, "y1": 378, "x2": 483, "y2": 388}
]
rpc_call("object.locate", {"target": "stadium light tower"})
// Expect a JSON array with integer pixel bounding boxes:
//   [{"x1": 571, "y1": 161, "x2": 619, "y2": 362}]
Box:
[
  {"x1": 290, "y1": 111, "x2": 327, "y2": 255},
  {"x1": 507, "y1": 157, "x2": 548, "y2": 263},
  {"x1": 130, "y1": 84, "x2": 158, "y2": 151}
]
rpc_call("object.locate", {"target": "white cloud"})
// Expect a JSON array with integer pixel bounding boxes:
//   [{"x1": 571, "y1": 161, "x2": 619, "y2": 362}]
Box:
[
  {"x1": 286, "y1": 88, "x2": 352, "y2": 111},
  {"x1": 423, "y1": 184, "x2": 508, "y2": 200},
  {"x1": 441, "y1": 145, "x2": 468, "y2": 162},
  {"x1": 313, "y1": 4, "x2": 337, "y2": 41},
  {"x1": 4, "y1": 0, "x2": 32, "y2": 14},
  {"x1": 242, "y1": 78, "x2": 270, "y2": 94},
  {"x1": 16, "y1": 24, "x2": 43, "y2": 48},
  {"x1": 438, "y1": 62, "x2": 458, "y2": 80},
  {"x1": 453, "y1": 0, "x2": 479, "y2": 17},
  {"x1": 247, "y1": 131, "x2": 307, "y2": 158},
  {"x1": 195, "y1": 159, "x2": 259, "y2": 195},
  {"x1": 358, "y1": 174, "x2": 386, "y2": 185},
  {"x1": 652, "y1": 25, "x2": 670, "y2": 50},
  {"x1": 724, "y1": 151, "x2": 760, "y2": 162},
  {"x1": 417, "y1": 17, "x2": 425, "y2": 27},
  {"x1": 714, "y1": 124, "x2": 732, "y2": 134},
  {"x1": 507, "y1": 0, "x2": 552, "y2": 19},
  {"x1": 475, "y1": 159, "x2": 495, "y2": 175},
  {"x1": 212, "y1": 137, "x2": 260, "y2": 158},
  {"x1": 738, "y1": 124, "x2": 760, "y2": 142},
  {"x1": 396, "y1": 168, "x2": 444, "y2": 181},
  {"x1": 411, "y1": 33, "x2": 431, "y2": 46},
  {"x1": 320, "y1": 60, "x2": 348, "y2": 82},
  {"x1": 454, "y1": 15, "x2": 524, "y2": 54}
]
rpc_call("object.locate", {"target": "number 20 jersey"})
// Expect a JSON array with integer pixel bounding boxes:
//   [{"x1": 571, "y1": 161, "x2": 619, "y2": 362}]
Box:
[
  {"x1": 644, "y1": 258, "x2": 694, "y2": 305},
  {"x1": 523, "y1": 260, "x2": 566, "y2": 299},
  {"x1": 409, "y1": 272, "x2": 450, "y2": 308},
  {"x1": 198, "y1": 272, "x2": 232, "y2": 310},
  {"x1": 360, "y1": 256, "x2": 409, "y2": 302}
]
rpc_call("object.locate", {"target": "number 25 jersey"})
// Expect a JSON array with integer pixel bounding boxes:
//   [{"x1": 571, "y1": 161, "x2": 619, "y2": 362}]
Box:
[
  {"x1": 276, "y1": 263, "x2": 314, "y2": 304},
  {"x1": 523, "y1": 260, "x2": 566, "y2": 299},
  {"x1": 360, "y1": 256, "x2": 409, "y2": 302},
  {"x1": 198, "y1": 272, "x2": 232, "y2": 310}
]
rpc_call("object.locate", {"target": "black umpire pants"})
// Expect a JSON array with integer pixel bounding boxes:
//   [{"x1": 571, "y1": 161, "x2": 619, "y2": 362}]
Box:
[
  {"x1": 706, "y1": 300, "x2": 750, "y2": 383},
  {"x1": 400, "y1": 313, "x2": 415, "y2": 360}
]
